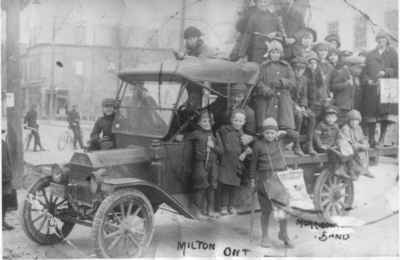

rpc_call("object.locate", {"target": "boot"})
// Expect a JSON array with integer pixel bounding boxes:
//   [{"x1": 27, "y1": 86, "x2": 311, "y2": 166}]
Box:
[
  {"x1": 278, "y1": 220, "x2": 294, "y2": 248},
  {"x1": 207, "y1": 189, "x2": 219, "y2": 218},
  {"x1": 2, "y1": 216, "x2": 14, "y2": 231},
  {"x1": 306, "y1": 141, "x2": 317, "y2": 156},
  {"x1": 293, "y1": 142, "x2": 305, "y2": 156}
]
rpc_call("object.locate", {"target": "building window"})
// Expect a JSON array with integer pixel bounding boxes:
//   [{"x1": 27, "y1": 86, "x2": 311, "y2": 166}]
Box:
[
  {"x1": 384, "y1": 10, "x2": 398, "y2": 39},
  {"x1": 327, "y1": 21, "x2": 339, "y2": 35},
  {"x1": 353, "y1": 15, "x2": 367, "y2": 49},
  {"x1": 74, "y1": 25, "x2": 86, "y2": 45}
]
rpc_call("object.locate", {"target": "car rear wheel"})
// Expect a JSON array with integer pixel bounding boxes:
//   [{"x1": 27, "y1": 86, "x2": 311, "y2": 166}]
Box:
[
  {"x1": 313, "y1": 169, "x2": 354, "y2": 221},
  {"x1": 20, "y1": 176, "x2": 75, "y2": 245},
  {"x1": 92, "y1": 189, "x2": 154, "y2": 258}
]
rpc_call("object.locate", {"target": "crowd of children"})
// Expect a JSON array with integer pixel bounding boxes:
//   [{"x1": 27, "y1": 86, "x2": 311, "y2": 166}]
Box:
[{"x1": 179, "y1": 0, "x2": 397, "y2": 250}]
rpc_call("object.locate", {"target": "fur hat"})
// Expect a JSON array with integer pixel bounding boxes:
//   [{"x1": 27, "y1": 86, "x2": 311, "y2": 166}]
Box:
[
  {"x1": 262, "y1": 117, "x2": 279, "y2": 131},
  {"x1": 264, "y1": 40, "x2": 284, "y2": 57},
  {"x1": 347, "y1": 109, "x2": 362, "y2": 121},
  {"x1": 325, "y1": 33, "x2": 341, "y2": 48}
]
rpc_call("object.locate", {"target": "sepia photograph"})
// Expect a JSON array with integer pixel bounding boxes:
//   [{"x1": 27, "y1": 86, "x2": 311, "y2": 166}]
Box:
[{"x1": 1, "y1": 0, "x2": 399, "y2": 258}]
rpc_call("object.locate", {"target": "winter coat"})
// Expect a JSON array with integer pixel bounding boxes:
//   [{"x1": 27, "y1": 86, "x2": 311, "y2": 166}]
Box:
[
  {"x1": 319, "y1": 60, "x2": 334, "y2": 92},
  {"x1": 24, "y1": 109, "x2": 39, "y2": 128},
  {"x1": 249, "y1": 137, "x2": 287, "y2": 182},
  {"x1": 90, "y1": 113, "x2": 115, "y2": 142},
  {"x1": 361, "y1": 46, "x2": 398, "y2": 119},
  {"x1": 238, "y1": 8, "x2": 280, "y2": 63},
  {"x1": 341, "y1": 124, "x2": 369, "y2": 151},
  {"x1": 314, "y1": 121, "x2": 340, "y2": 150},
  {"x1": 305, "y1": 67, "x2": 329, "y2": 112},
  {"x1": 292, "y1": 74, "x2": 308, "y2": 107},
  {"x1": 257, "y1": 59, "x2": 296, "y2": 129},
  {"x1": 217, "y1": 125, "x2": 244, "y2": 187},
  {"x1": 185, "y1": 39, "x2": 217, "y2": 58},
  {"x1": 67, "y1": 110, "x2": 81, "y2": 127},
  {"x1": 186, "y1": 128, "x2": 221, "y2": 190},
  {"x1": 330, "y1": 64, "x2": 355, "y2": 110}
]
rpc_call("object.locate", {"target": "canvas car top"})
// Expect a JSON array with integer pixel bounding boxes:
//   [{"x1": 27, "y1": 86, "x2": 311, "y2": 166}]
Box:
[{"x1": 118, "y1": 57, "x2": 260, "y2": 85}]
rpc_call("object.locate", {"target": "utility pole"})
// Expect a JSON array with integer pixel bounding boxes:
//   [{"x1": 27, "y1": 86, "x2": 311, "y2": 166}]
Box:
[
  {"x1": 179, "y1": 0, "x2": 186, "y2": 51},
  {"x1": 48, "y1": 15, "x2": 56, "y2": 119},
  {"x1": 5, "y1": 0, "x2": 23, "y2": 187}
]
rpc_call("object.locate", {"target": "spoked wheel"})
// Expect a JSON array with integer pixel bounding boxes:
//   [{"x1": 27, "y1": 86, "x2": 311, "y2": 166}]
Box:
[
  {"x1": 20, "y1": 176, "x2": 75, "y2": 245},
  {"x1": 92, "y1": 189, "x2": 154, "y2": 258},
  {"x1": 313, "y1": 169, "x2": 354, "y2": 221}
]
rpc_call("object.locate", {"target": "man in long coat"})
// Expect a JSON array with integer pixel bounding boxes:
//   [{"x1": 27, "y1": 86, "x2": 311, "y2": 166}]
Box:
[
  {"x1": 361, "y1": 30, "x2": 398, "y2": 147},
  {"x1": 2, "y1": 130, "x2": 16, "y2": 230},
  {"x1": 67, "y1": 105, "x2": 84, "y2": 149}
]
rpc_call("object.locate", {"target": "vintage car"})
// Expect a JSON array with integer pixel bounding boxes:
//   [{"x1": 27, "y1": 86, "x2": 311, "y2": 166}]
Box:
[{"x1": 21, "y1": 58, "x2": 397, "y2": 258}]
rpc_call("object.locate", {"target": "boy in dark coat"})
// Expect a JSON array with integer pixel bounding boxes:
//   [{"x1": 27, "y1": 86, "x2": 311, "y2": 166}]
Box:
[
  {"x1": 292, "y1": 27, "x2": 317, "y2": 60},
  {"x1": 256, "y1": 39, "x2": 304, "y2": 155},
  {"x1": 314, "y1": 42, "x2": 334, "y2": 94},
  {"x1": 361, "y1": 30, "x2": 398, "y2": 147},
  {"x1": 328, "y1": 48, "x2": 355, "y2": 126},
  {"x1": 217, "y1": 110, "x2": 250, "y2": 215},
  {"x1": 250, "y1": 117, "x2": 293, "y2": 248},
  {"x1": 314, "y1": 106, "x2": 340, "y2": 152},
  {"x1": 24, "y1": 104, "x2": 45, "y2": 152},
  {"x1": 89, "y1": 98, "x2": 116, "y2": 150},
  {"x1": 291, "y1": 56, "x2": 317, "y2": 155},
  {"x1": 187, "y1": 111, "x2": 221, "y2": 218},
  {"x1": 304, "y1": 51, "x2": 330, "y2": 121}
]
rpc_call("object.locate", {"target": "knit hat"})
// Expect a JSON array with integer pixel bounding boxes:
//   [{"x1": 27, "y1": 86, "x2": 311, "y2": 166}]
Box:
[
  {"x1": 262, "y1": 117, "x2": 279, "y2": 131},
  {"x1": 231, "y1": 83, "x2": 247, "y2": 95},
  {"x1": 264, "y1": 39, "x2": 284, "y2": 57},
  {"x1": 347, "y1": 109, "x2": 362, "y2": 121},
  {"x1": 102, "y1": 98, "x2": 115, "y2": 107},
  {"x1": 325, "y1": 33, "x2": 341, "y2": 48},
  {"x1": 184, "y1": 26, "x2": 202, "y2": 39},
  {"x1": 291, "y1": 56, "x2": 308, "y2": 68},
  {"x1": 324, "y1": 106, "x2": 337, "y2": 115},
  {"x1": 295, "y1": 27, "x2": 317, "y2": 42},
  {"x1": 305, "y1": 51, "x2": 319, "y2": 63},
  {"x1": 313, "y1": 42, "x2": 330, "y2": 52},
  {"x1": 375, "y1": 30, "x2": 390, "y2": 44}
]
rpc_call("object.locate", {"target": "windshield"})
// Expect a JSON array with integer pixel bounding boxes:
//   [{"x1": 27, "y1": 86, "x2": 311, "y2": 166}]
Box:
[{"x1": 116, "y1": 81, "x2": 187, "y2": 137}]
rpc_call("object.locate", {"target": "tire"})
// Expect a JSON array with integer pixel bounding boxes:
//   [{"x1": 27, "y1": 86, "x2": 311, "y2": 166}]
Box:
[
  {"x1": 313, "y1": 169, "x2": 354, "y2": 221},
  {"x1": 20, "y1": 176, "x2": 75, "y2": 245},
  {"x1": 92, "y1": 189, "x2": 155, "y2": 258}
]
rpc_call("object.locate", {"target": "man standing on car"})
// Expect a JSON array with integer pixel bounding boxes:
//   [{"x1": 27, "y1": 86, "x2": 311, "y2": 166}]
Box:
[
  {"x1": 24, "y1": 104, "x2": 45, "y2": 152},
  {"x1": 67, "y1": 104, "x2": 84, "y2": 149},
  {"x1": 88, "y1": 98, "x2": 116, "y2": 150},
  {"x1": 175, "y1": 26, "x2": 217, "y2": 59}
]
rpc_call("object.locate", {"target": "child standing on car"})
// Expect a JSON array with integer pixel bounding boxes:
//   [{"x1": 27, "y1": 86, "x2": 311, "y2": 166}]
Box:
[
  {"x1": 340, "y1": 110, "x2": 374, "y2": 179},
  {"x1": 187, "y1": 111, "x2": 221, "y2": 218},
  {"x1": 314, "y1": 106, "x2": 340, "y2": 153},
  {"x1": 250, "y1": 117, "x2": 293, "y2": 248},
  {"x1": 217, "y1": 109, "x2": 251, "y2": 215}
]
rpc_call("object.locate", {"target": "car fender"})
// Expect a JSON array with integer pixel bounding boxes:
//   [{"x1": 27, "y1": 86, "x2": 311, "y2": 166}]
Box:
[{"x1": 101, "y1": 177, "x2": 195, "y2": 219}]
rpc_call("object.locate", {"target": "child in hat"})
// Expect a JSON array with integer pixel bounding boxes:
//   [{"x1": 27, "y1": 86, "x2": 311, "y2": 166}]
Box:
[
  {"x1": 257, "y1": 39, "x2": 304, "y2": 155},
  {"x1": 340, "y1": 109, "x2": 374, "y2": 179},
  {"x1": 292, "y1": 27, "x2": 317, "y2": 59},
  {"x1": 314, "y1": 106, "x2": 340, "y2": 153},
  {"x1": 217, "y1": 109, "x2": 251, "y2": 215},
  {"x1": 291, "y1": 56, "x2": 317, "y2": 155},
  {"x1": 186, "y1": 111, "x2": 222, "y2": 218},
  {"x1": 250, "y1": 117, "x2": 293, "y2": 248}
]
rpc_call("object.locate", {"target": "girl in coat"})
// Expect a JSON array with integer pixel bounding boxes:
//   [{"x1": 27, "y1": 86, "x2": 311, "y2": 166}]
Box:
[
  {"x1": 340, "y1": 110, "x2": 374, "y2": 179},
  {"x1": 187, "y1": 111, "x2": 221, "y2": 218},
  {"x1": 256, "y1": 39, "x2": 304, "y2": 155},
  {"x1": 217, "y1": 109, "x2": 251, "y2": 215},
  {"x1": 250, "y1": 117, "x2": 293, "y2": 248}
]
